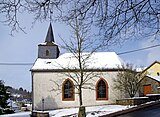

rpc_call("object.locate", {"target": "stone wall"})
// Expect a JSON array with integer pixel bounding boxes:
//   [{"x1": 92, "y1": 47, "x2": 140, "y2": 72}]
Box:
[
  {"x1": 31, "y1": 111, "x2": 49, "y2": 117},
  {"x1": 139, "y1": 76, "x2": 160, "y2": 96},
  {"x1": 116, "y1": 97, "x2": 149, "y2": 106}
]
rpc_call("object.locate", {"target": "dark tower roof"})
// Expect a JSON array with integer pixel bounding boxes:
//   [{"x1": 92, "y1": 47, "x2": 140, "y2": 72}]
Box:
[
  {"x1": 38, "y1": 23, "x2": 60, "y2": 59},
  {"x1": 45, "y1": 23, "x2": 55, "y2": 43}
]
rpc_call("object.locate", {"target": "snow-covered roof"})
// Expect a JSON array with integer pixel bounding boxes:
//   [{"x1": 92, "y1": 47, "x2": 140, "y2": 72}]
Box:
[
  {"x1": 7, "y1": 99, "x2": 19, "y2": 108},
  {"x1": 136, "y1": 67, "x2": 147, "y2": 72},
  {"x1": 31, "y1": 52, "x2": 125, "y2": 71},
  {"x1": 38, "y1": 42, "x2": 58, "y2": 46},
  {"x1": 146, "y1": 75, "x2": 160, "y2": 82}
]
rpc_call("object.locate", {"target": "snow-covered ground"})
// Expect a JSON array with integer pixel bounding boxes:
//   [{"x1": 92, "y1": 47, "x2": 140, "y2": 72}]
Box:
[{"x1": 1, "y1": 105, "x2": 132, "y2": 117}]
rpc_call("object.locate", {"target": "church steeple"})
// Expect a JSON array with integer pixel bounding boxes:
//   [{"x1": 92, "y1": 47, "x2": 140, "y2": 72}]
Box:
[
  {"x1": 45, "y1": 23, "x2": 54, "y2": 43},
  {"x1": 38, "y1": 24, "x2": 60, "y2": 59}
]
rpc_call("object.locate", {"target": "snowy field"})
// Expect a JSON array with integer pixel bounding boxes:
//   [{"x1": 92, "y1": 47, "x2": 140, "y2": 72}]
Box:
[{"x1": 1, "y1": 105, "x2": 132, "y2": 117}]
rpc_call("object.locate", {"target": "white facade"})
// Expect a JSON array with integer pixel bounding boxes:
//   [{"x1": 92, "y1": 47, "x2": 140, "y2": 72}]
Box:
[
  {"x1": 32, "y1": 71, "x2": 122, "y2": 110},
  {"x1": 31, "y1": 52, "x2": 125, "y2": 110}
]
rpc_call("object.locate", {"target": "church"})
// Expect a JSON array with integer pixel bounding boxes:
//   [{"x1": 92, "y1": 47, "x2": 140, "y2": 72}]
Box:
[{"x1": 31, "y1": 24, "x2": 125, "y2": 111}]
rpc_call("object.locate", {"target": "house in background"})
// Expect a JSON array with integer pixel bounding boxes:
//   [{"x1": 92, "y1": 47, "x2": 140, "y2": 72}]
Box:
[
  {"x1": 31, "y1": 24, "x2": 126, "y2": 111},
  {"x1": 140, "y1": 61, "x2": 160, "y2": 96}
]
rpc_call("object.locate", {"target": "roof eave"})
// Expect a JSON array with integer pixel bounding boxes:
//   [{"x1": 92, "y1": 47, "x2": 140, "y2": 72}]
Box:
[{"x1": 31, "y1": 68, "x2": 123, "y2": 72}]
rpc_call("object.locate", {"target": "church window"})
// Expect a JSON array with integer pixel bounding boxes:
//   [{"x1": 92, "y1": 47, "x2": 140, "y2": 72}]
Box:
[
  {"x1": 62, "y1": 79, "x2": 75, "y2": 101},
  {"x1": 96, "y1": 78, "x2": 108, "y2": 100},
  {"x1": 46, "y1": 50, "x2": 49, "y2": 56}
]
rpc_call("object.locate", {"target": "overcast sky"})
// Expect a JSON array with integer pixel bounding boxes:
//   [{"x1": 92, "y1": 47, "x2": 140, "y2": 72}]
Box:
[{"x1": 0, "y1": 16, "x2": 160, "y2": 91}]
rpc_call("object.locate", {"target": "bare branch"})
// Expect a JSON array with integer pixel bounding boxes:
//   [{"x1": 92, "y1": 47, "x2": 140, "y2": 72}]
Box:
[{"x1": 113, "y1": 64, "x2": 146, "y2": 98}]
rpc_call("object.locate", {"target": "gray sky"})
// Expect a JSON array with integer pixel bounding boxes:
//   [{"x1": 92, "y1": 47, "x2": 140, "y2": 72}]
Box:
[
  {"x1": 0, "y1": 17, "x2": 160, "y2": 91},
  {"x1": 0, "y1": 20, "x2": 69, "y2": 91}
]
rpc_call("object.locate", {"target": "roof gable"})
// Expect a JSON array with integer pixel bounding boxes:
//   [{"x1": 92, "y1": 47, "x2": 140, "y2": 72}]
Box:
[{"x1": 141, "y1": 61, "x2": 160, "y2": 76}]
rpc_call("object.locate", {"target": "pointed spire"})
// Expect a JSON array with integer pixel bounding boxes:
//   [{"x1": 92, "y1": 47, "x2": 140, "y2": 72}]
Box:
[{"x1": 45, "y1": 23, "x2": 55, "y2": 43}]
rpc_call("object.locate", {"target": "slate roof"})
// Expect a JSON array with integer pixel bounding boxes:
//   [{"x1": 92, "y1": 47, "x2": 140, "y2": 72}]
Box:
[{"x1": 45, "y1": 23, "x2": 54, "y2": 43}]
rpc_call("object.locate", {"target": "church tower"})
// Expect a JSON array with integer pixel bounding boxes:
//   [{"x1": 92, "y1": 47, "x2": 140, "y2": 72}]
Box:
[{"x1": 38, "y1": 24, "x2": 60, "y2": 59}]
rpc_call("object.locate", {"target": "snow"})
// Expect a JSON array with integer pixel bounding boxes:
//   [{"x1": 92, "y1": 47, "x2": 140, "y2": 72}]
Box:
[
  {"x1": 0, "y1": 105, "x2": 131, "y2": 117},
  {"x1": 136, "y1": 67, "x2": 147, "y2": 72},
  {"x1": 126, "y1": 97, "x2": 149, "y2": 99},
  {"x1": 49, "y1": 105, "x2": 130, "y2": 117},
  {"x1": 32, "y1": 52, "x2": 125, "y2": 70},
  {"x1": 146, "y1": 75, "x2": 160, "y2": 82},
  {"x1": 0, "y1": 112, "x2": 31, "y2": 117},
  {"x1": 7, "y1": 100, "x2": 19, "y2": 108},
  {"x1": 146, "y1": 94, "x2": 160, "y2": 96},
  {"x1": 38, "y1": 42, "x2": 58, "y2": 45}
]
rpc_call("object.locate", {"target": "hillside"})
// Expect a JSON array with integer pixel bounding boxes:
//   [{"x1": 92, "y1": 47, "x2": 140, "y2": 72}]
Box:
[{"x1": 6, "y1": 86, "x2": 32, "y2": 102}]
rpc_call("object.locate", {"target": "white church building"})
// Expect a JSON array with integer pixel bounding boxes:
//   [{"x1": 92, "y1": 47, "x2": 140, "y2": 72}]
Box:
[{"x1": 31, "y1": 24, "x2": 125, "y2": 111}]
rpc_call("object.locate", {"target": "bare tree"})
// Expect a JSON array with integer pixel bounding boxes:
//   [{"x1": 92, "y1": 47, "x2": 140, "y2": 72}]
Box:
[
  {"x1": 54, "y1": 13, "x2": 103, "y2": 116},
  {"x1": 0, "y1": 0, "x2": 63, "y2": 34},
  {"x1": 60, "y1": 0, "x2": 160, "y2": 45},
  {"x1": 0, "y1": 0, "x2": 27, "y2": 34},
  {"x1": 113, "y1": 64, "x2": 146, "y2": 98},
  {"x1": 0, "y1": 0, "x2": 159, "y2": 41}
]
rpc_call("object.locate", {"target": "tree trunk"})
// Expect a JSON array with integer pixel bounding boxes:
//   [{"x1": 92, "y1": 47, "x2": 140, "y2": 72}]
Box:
[
  {"x1": 78, "y1": 106, "x2": 86, "y2": 117},
  {"x1": 79, "y1": 85, "x2": 83, "y2": 106},
  {"x1": 78, "y1": 85, "x2": 86, "y2": 117}
]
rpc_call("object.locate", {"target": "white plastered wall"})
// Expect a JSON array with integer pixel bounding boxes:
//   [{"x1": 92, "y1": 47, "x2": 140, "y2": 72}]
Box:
[{"x1": 32, "y1": 71, "x2": 121, "y2": 110}]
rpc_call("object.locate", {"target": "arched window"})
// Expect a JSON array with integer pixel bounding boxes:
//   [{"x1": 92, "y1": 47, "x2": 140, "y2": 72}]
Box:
[
  {"x1": 46, "y1": 50, "x2": 49, "y2": 56},
  {"x1": 62, "y1": 79, "x2": 75, "y2": 101},
  {"x1": 96, "y1": 78, "x2": 108, "y2": 100}
]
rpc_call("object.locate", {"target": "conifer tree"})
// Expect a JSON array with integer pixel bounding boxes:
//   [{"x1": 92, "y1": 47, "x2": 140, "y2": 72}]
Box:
[{"x1": 0, "y1": 80, "x2": 10, "y2": 108}]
